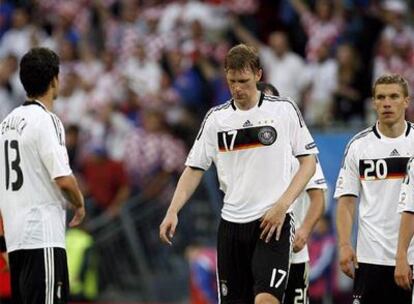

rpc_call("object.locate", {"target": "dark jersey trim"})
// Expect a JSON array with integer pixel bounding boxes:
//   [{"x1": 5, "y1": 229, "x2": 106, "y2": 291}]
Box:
[
  {"x1": 372, "y1": 124, "x2": 381, "y2": 139},
  {"x1": 196, "y1": 102, "x2": 232, "y2": 140},
  {"x1": 338, "y1": 194, "x2": 358, "y2": 198},
  {"x1": 49, "y1": 113, "x2": 64, "y2": 146},
  {"x1": 23, "y1": 100, "x2": 47, "y2": 111},
  {"x1": 257, "y1": 91, "x2": 265, "y2": 107},
  {"x1": 341, "y1": 127, "x2": 373, "y2": 168},
  {"x1": 406, "y1": 121, "x2": 412, "y2": 136},
  {"x1": 188, "y1": 166, "x2": 205, "y2": 171},
  {"x1": 264, "y1": 95, "x2": 304, "y2": 127}
]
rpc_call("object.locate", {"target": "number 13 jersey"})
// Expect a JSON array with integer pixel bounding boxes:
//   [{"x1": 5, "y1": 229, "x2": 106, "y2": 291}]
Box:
[
  {"x1": 334, "y1": 121, "x2": 414, "y2": 265},
  {"x1": 0, "y1": 100, "x2": 71, "y2": 252}
]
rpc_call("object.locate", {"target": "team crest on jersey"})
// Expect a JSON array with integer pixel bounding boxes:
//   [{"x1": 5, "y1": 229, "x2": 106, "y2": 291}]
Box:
[
  {"x1": 258, "y1": 126, "x2": 277, "y2": 146},
  {"x1": 353, "y1": 295, "x2": 361, "y2": 304}
]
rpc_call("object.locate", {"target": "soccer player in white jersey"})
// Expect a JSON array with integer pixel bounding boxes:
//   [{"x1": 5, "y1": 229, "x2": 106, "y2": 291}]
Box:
[
  {"x1": 160, "y1": 44, "x2": 318, "y2": 304},
  {"x1": 258, "y1": 81, "x2": 326, "y2": 304},
  {"x1": 0, "y1": 47, "x2": 85, "y2": 303},
  {"x1": 335, "y1": 74, "x2": 414, "y2": 303},
  {"x1": 395, "y1": 157, "x2": 414, "y2": 290}
]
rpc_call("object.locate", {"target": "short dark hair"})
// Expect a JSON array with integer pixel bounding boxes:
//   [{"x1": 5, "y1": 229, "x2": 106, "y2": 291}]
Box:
[
  {"x1": 224, "y1": 44, "x2": 261, "y2": 73},
  {"x1": 372, "y1": 74, "x2": 410, "y2": 97},
  {"x1": 257, "y1": 82, "x2": 280, "y2": 96},
  {"x1": 19, "y1": 47, "x2": 60, "y2": 98}
]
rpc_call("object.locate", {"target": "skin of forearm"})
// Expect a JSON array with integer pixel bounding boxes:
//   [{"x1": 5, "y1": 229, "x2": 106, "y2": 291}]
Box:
[
  {"x1": 167, "y1": 167, "x2": 204, "y2": 214},
  {"x1": 336, "y1": 196, "x2": 356, "y2": 247},
  {"x1": 396, "y1": 212, "x2": 414, "y2": 259},
  {"x1": 277, "y1": 155, "x2": 316, "y2": 209},
  {"x1": 301, "y1": 189, "x2": 325, "y2": 233}
]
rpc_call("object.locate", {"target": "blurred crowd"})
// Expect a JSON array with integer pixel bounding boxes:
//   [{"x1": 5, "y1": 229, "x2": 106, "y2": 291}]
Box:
[
  {"x1": 0, "y1": 0, "x2": 413, "y2": 301},
  {"x1": 0, "y1": 0, "x2": 413, "y2": 214}
]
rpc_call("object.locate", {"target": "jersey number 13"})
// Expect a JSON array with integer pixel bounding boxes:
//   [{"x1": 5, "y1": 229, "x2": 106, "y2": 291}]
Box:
[{"x1": 4, "y1": 140, "x2": 23, "y2": 191}]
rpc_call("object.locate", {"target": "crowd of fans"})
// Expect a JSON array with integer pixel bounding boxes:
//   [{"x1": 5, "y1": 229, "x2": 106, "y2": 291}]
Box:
[
  {"x1": 0, "y1": 0, "x2": 413, "y2": 301},
  {"x1": 0, "y1": 0, "x2": 413, "y2": 208}
]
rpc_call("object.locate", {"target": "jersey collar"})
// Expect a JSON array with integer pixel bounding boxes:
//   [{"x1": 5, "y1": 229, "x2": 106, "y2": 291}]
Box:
[
  {"x1": 23, "y1": 99, "x2": 47, "y2": 111},
  {"x1": 373, "y1": 121, "x2": 411, "y2": 139},
  {"x1": 230, "y1": 92, "x2": 265, "y2": 111}
]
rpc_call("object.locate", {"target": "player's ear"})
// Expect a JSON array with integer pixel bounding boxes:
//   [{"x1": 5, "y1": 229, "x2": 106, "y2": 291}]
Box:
[{"x1": 255, "y1": 68, "x2": 263, "y2": 82}]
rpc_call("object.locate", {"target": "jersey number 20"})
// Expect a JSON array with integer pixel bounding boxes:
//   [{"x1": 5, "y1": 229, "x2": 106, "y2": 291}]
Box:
[{"x1": 4, "y1": 140, "x2": 23, "y2": 191}]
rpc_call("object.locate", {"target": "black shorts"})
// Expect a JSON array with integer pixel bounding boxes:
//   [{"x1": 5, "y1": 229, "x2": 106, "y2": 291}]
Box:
[
  {"x1": 353, "y1": 263, "x2": 412, "y2": 304},
  {"x1": 284, "y1": 262, "x2": 309, "y2": 304},
  {"x1": 217, "y1": 213, "x2": 294, "y2": 303},
  {"x1": 9, "y1": 247, "x2": 69, "y2": 304}
]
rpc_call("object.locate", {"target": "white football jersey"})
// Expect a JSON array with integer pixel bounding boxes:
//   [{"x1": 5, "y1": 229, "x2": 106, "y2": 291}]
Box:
[
  {"x1": 334, "y1": 122, "x2": 414, "y2": 265},
  {"x1": 398, "y1": 157, "x2": 414, "y2": 213},
  {"x1": 292, "y1": 159, "x2": 327, "y2": 264},
  {"x1": 186, "y1": 93, "x2": 318, "y2": 223},
  {"x1": 0, "y1": 100, "x2": 71, "y2": 252}
]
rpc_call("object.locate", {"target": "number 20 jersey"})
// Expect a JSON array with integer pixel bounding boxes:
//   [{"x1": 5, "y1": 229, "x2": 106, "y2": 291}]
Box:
[
  {"x1": 0, "y1": 101, "x2": 71, "y2": 252},
  {"x1": 186, "y1": 93, "x2": 318, "y2": 223},
  {"x1": 334, "y1": 122, "x2": 414, "y2": 265}
]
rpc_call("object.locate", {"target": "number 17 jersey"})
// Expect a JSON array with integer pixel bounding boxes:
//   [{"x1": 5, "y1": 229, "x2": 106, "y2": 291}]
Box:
[
  {"x1": 0, "y1": 100, "x2": 71, "y2": 252},
  {"x1": 334, "y1": 122, "x2": 414, "y2": 265}
]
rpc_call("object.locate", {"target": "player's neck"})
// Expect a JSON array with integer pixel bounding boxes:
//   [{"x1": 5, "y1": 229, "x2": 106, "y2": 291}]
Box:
[
  {"x1": 29, "y1": 94, "x2": 54, "y2": 111},
  {"x1": 377, "y1": 120, "x2": 406, "y2": 138}
]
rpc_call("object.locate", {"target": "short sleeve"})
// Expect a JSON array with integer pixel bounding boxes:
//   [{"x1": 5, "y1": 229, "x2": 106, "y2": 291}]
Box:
[
  {"x1": 334, "y1": 142, "x2": 360, "y2": 198},
  {"x1": 36, "y1": 114, "x2": 72, "y2": 179},
  {"x1": 398, "y1": 158, "x2": 414, "y2": 213},
  {"x1": 287, "y1": 100, "x2": 318, "y2": 157},
  {"x1": 305, "y1": 159, "x2": 327, "y2": 191},
  {"x1": 185, "y1": 110, "x2": 216, "y2": 171}
]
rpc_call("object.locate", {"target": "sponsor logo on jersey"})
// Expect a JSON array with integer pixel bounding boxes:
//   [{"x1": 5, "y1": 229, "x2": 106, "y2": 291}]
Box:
[
  {"x1": 221, "y1": 282, "x2": 228, "y2": 296},
  {"x1": 258, "y1": 126, "x2": 277, "y2": 146},
  {"x1": 305, "y1": 142, "x2": 316, "y2": 150},
  {"x1": 390, "y1": 149, "x2": 400, "y2": 156},
  {"x1": 243, "y1": 120, "x2": 253, "y2": 127}
]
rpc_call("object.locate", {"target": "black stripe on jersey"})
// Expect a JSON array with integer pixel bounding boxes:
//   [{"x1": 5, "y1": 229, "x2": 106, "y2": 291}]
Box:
[
  {"x1": 23, "y1": 100, "x2": 46, "y2": 111},
  {"x1": 217, "y1": 126, "x2": 276, "y2": 152},
  {"x1": 406, "y1": 121, "x2": 414, "y2": 136},
  {"x1": 341, "y1": 127, "x2": 373, "y2": 169},
  {"x1": 49, "y1": 114, "x2": 64, "y2": 146},
  {"x1": 264, "y1": 95, "x2": 304, "y2": 127},
  {"x1": 196, "y1": 102, "x2": 232, "y2": 140},
  {"x1": 359, "y1": 157, "x2": 410, "y2": 180}
]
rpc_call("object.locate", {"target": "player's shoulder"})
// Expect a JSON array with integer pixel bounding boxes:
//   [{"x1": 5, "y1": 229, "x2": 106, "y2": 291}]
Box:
[
  {"x1": 204, "y1": 100, "x2": 234, "y2": 120},
  {"x1": 347, "y1": 125, "x2": 375, "y2": 148},
  {"x1": 261, "y1": 94, "x2": 305, "y2": 125}
]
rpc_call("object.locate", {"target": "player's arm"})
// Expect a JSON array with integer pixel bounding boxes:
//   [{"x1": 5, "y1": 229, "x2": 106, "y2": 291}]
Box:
[
  {"x1": 293, "y1": 188, "x2": 325, "y2": 252},
  {"x1": 260, "y1": 154, "x2": 316, "y2": 242},
  {"x1": 0, "y1": 212, "x2": 8, "y2": 270},
  {"x1": 336, "y1": 195, "x2": 358, "y2": 279},
  {"x1": 395, "y1": 211, "x2": 414, "y2": 290},
  {"x1": 159, "y1": 167, "x2": 204, "y2": 245},
  {"x1": 55, "y1": 175, "x2": 85, "y2": 227}
]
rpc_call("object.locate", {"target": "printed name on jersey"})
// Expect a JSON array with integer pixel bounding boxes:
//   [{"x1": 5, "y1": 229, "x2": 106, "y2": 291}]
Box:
[
  {"x1": 218, "y1": 126, "x2": 277, "y2": 152},
  {"x1": 1, "y1": 116, "x2": 27, "y2": 135},
  {"x1": 359, "y1": 157, "x2": 410, "y2": 180}
]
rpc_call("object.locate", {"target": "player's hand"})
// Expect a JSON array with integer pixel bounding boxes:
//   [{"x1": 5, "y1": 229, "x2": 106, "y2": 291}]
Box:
[
  {"x1": 339, "y1": 243, "x2": 358, "y2": 279},
  {"x1": 159, "y1": 211, "x2": 178, "y2": 245},
  {"x1": 260, "y1": 202, "x2": 288, "y2": 243},
  {"x1": 69, "y1": 205, "x2": 86, "y2": 227},
  {"x1": 293, "y1": 227, "x2": 310, "y2": 253},
  {"x1": 395, "y1": 255, "x2": 413, "y2": 290}
]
